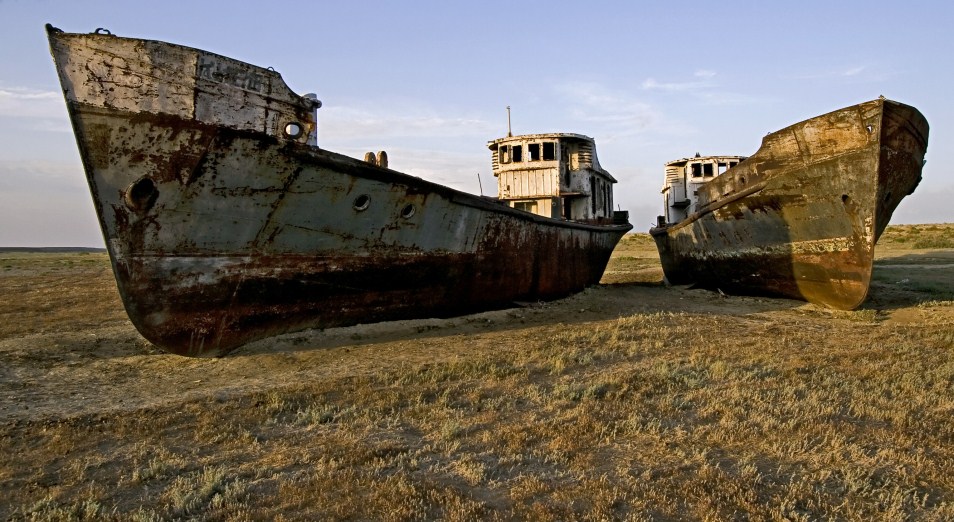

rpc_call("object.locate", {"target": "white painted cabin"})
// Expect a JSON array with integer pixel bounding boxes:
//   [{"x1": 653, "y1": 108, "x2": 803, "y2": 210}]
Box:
[
  {"x1": 488, "y1": 133, "x2": 617, "y2": 223},
  {"x1": 660, "y1": 154, "x2": 746, "y2": 224}
]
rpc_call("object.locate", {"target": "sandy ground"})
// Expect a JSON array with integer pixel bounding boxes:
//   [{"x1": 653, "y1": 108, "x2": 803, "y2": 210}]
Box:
[{"x1": 1, "y1": 238, "x2": 952, "y2": 424}]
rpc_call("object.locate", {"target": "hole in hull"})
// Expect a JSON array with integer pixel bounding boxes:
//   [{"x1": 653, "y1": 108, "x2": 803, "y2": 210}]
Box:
[
  {"x1": 353, "y1": 194, "x2": 371, "y2": 211},
  {"x1": 125, "y1": 177, "x2": 158, "y2": 212}
]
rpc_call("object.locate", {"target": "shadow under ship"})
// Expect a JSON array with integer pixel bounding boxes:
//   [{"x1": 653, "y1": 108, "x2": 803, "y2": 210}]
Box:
[
  {"x1": 650, "y1": 98, "x2": 928, "y2": 310},
  {"x1": 47, "y1": 25, "x2": 631, "y2": 356}
]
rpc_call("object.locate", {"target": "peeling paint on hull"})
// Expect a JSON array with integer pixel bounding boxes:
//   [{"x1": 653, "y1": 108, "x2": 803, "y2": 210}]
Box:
[
  {"x1": 650, "y1": 98, "x2": 928, "y2": 310},
  {"x1": 47, "y1": 26, "x2": 631, "y2": 356}
]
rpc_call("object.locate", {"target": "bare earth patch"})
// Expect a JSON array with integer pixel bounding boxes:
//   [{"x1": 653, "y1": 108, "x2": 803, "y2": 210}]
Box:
[{"x1": 2, "y1": 225, "x2": 953, "y2": 520}]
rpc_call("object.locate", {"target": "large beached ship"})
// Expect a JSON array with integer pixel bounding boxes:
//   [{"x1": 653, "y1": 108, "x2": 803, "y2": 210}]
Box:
[
  {"x1": 47, "y1": 25, "x2": 631, "y2": 356},
  {"x1": 650, "y1": 98, "x2": 928, "y2": 310}
]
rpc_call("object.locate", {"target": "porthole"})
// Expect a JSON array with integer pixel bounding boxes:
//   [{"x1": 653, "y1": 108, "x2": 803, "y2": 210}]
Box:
[
  {"x1": 353, "y1": 194, "x2": 371, "y2": 211},
  {"x1": 284, "y1": 122, "x2": 303, "y2": 139},
  {"x1": 124, "y1": 176, "x2": 158, "y2": 212},
  {"x1": 400, "y1": 203, "x2": 416, "y2": 219}
]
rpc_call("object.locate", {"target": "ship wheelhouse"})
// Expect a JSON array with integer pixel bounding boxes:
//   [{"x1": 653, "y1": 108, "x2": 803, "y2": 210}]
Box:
[
  {"x1": 659, "y1": 154, "x2": 747, "y2": 224},
  {"x1": 488, "y1": 133, "x2": 617, "y2": 223}
]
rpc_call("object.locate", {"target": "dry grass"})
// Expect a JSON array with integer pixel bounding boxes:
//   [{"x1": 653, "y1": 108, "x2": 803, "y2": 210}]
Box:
[
  {"x1": 879, "y1": 224, "x2": 954, "y2": 249},
  {"x1": 2, "y1": 225, "x2": 954, "y2": 520},
  {"x1": 600, "y1": 233, "x2": 662, "y2": 285},
  {"x1": 0, "y1": 252, "x2": 126, "y2": 338}
]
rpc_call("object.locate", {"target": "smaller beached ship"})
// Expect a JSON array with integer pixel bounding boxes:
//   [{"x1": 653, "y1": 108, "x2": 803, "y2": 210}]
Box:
[
  {"x1": 650, "y1": 98, "x2": 928, "y2": 310},
  {"x1": 46, "y1": 25, "x2": 631, "y2": 356}
]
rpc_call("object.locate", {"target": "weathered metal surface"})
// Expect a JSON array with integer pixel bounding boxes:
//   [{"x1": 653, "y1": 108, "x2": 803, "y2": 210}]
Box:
[
  {"x1": 46, "y1": 25, "x2": 631, "y2": 356},
  {"x1": 650, "y1": 98, "x2": 929, "y2": 310}
]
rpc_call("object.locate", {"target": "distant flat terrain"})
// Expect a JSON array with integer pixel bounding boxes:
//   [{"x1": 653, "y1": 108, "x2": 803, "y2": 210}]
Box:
[
  {"x1": 1, "y1": 224, "x2": 953, "y2": 520},
  {"x1": 0, "y1": 246, "x2": 105, "y2": 253}
]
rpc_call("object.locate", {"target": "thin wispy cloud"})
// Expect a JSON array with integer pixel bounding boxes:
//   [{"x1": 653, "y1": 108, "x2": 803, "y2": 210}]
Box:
[
  {"x1": 553, "y1": 81, "x2": 666, "y2": 137},
  {"x1": 0, "y1": 159, "x2": 84, "y2": 192},
  {"x1": 787, "y1": 64, "x2": 891, "y2": 82},
  {"x1": 374, "y1": 147, "x2": 487, "y2": 193},
  {"x1": 0, "y1": 87, "x2": 66, "y2": 120},
  {"x1": 641, "y1": 70, "x2": 716, "y2": 92},
  {"x1": 638, "y1": 70, "x2": 770, "y2": 107},
  {"x1": 314, "y1": 101, "x2": 493, "y2": 191},
  {"x1": 642, "y1": 77, "x2": 705, "y2": 92},
  {"x1": 319, "y1": 103, "x2": 494, "y2": 143}
]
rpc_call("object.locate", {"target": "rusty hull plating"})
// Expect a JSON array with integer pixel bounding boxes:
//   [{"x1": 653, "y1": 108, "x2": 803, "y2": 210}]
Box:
[
  {"x1": 650, "y1": 98, "x2": 929, "y2": 310},
  {"x1": 46, "y1": 25, "x2": 632, "y2": 356}
]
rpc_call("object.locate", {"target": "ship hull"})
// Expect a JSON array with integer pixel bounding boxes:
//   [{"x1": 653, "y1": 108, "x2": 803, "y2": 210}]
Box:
[
  {"x1": 47, "y1": 27, "x2": 630, "y2": 356},
  {"x1": 650, "y1": 99, "x2": 928, "y2": 310}
]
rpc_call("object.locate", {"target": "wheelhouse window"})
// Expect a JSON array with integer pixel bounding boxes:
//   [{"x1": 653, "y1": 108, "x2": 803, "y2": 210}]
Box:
[
  {"x1": 543, "y1": 142, "x2": 556, "y2": 161},
  {"x1": 500, "y1": 145, "x2": 511, "y2": 164},
  {"x1": 718, "y1": 163, "x2": 728, "y2": 175},
  {"x1": 512, "y1": 144, "x2": 523, "y2": 163},
  {"x1": 691, "y1": 164, "x2": 702, "y2": 178},
  {"x1": 703, "y1": 163, "x2": 714, "y2": 177},
  {"x1": 528, "y1": 143, "x2": 540, "y2": 161}
]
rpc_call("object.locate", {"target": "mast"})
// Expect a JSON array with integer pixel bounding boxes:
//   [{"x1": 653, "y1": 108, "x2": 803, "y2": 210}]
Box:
[{"x1": 506, "y1": 106, "x2": 512, "y2": 137}]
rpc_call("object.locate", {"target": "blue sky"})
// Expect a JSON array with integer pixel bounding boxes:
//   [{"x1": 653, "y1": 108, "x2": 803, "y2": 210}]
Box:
[{"x1": 1, "y1": 0, "x2": 951, "y2": 246}]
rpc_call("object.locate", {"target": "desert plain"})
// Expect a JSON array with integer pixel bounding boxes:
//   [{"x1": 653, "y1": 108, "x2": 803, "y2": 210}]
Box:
[{"x1": 1, "y1": 224, "x2": 953, "y2": 520}]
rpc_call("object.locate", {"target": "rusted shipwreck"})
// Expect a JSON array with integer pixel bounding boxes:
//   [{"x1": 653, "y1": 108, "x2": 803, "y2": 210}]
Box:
[
  {"x1": 47, "y1": 25, "x2": 631, "y2": 356},
  {"x1": 650, "y1": 98, "x2": 929, "y2": 310}
]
